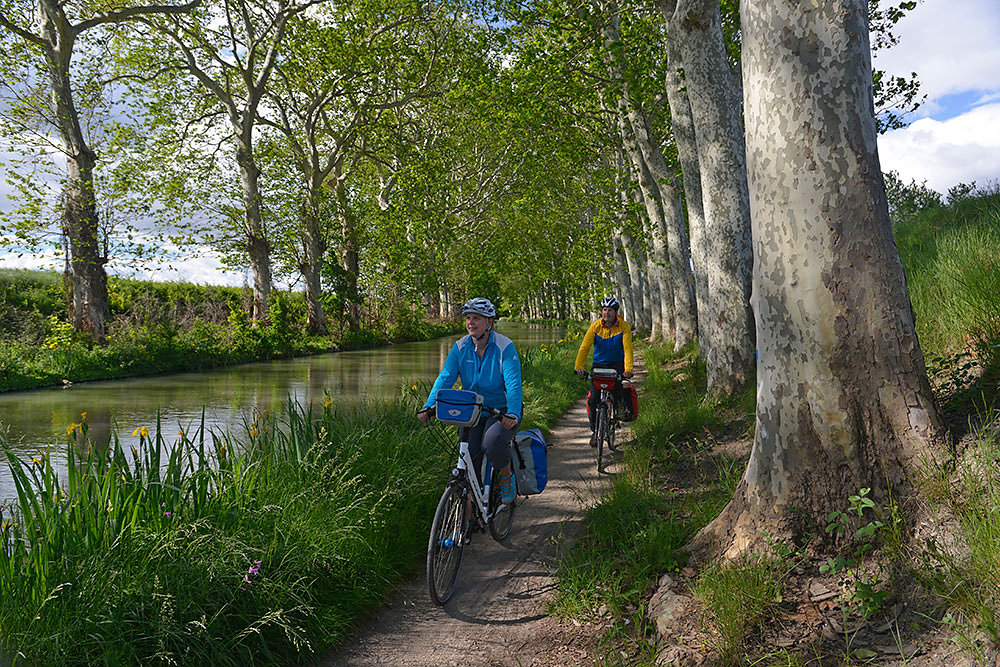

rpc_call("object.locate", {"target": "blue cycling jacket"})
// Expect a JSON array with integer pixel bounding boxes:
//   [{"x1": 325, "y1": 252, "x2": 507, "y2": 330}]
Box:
[{"x1": 423, "y1": 330, "x2": 523, "y2": 419}]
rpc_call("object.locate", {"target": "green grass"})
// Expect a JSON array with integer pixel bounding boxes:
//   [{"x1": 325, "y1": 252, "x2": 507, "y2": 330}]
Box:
[
  {"x1": 548, "y1": 191, "x2": 1000, "y2": 664},
  {"x1": 895, "y1": 189, "x2": 1000, "y2": 404},
  {"x1": 0, "y1": 333, "x2": 584, "y2": 665},
  {"x1": 694, "y1": 551, "x2": 792, "y2": 667},
  {"x1": 918, "y1": 425, "x2": 1000, "y2": 663}
]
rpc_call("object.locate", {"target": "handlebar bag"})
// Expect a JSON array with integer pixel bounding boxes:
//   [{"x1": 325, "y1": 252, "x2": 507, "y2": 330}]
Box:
[
  {"x1": 591, "y1": 367, "x2": 618, "y2": 391},
  {"x1": 510, "y1": 429, "x2": 548, "y2": 495},
  {"x1": 436, "y1": 389, "x2": 483, "y2": 426}
]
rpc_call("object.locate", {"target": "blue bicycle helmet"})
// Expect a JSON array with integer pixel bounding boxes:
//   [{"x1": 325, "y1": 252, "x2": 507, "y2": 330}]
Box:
[{"x1": 461, "y1": 297, "x2": 497, "y2": 318}]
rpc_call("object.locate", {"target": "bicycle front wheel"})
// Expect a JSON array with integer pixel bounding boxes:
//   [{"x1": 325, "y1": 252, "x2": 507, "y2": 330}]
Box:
[
  {"x1": 427, "y1": 484, "x2": 468, "y2": 605},
  {"x1": 488, "y1": 466, "x2": 516, "y2": 541},
  {"x1": 607, "y1": 403, "x2": 618, "y2": 452},
  {"x1": 596, "y1": 406, "x2": 607, "y2": 472}
]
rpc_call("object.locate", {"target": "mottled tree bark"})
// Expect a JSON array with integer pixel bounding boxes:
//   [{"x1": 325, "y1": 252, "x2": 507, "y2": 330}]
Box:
[
  {"x1": 624, "y1": 102, "x2": 695, "y2": 348},
  {"x1": 618, "y1": 110, "x2": 670, "y2": 340},
  {"x1": 299, "y1": 187, "x2": 327, "y2": 334},
  {"x1": 621, "y1": 224, "x2": 647, "y2": 329},
  {"x1": 63, "y1": 146, "x2": 109, "y2": 342},
  {"x1": 659, "y1": 0, "x2": 755, "y2": 394},
  {"x1": 36, "y1": 0, "x2": 109, "y2": 341},
  {"x1": 663, "y1": 43, "x2": 709, "y2": 352},
  {"x1": 611, "y1": 230, "x2": 633, "y2": 320},
  {"x1": 601, "y1": 4, "x2": 694, "y2": 347},
  {"x1": 331, "y1": 174, "x2": 361, "y2": 330},
  {"x1": 693, "y1": 0, "x2": 943, "y2": 558},
  {"x1": 236, "y1": 144, "x2": 272, "y2": 323}
]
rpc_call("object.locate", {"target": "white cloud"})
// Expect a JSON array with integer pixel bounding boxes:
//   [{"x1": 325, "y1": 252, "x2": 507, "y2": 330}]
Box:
[
  {"x1": 872, "y1": 0, "x2": 1000, "y2": 102},
  {"x1": 108, "y1": 253, "x2": 246, "y2": 286},
  {"x1": 0, "y1": 248, "x2": 64, "y2": 272},
  {"x1": 871, "y1": 0, "x2": 1000, "y2": 192},
  {"x1": 877, "y1": 103, "x2": 1000, "y2": 193},
  {"x1": 0, "y1": 238, "x2": 247, "y2": 287}
]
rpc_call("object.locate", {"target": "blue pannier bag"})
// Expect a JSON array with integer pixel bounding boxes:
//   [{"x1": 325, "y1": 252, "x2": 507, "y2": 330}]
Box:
[
  {"x1": 510, "y1": 429, "x2": 548, "y2": 495},
  {"x1": 435, "y1": 389, "x2": 483, "y2": 426}
]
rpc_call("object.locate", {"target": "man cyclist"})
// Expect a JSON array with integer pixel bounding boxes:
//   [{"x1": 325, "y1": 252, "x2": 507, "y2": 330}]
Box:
[
  {"x1": 574, "y1": 296, "x2": 633, "y2": 447},
  {"x1": 418, "y1": 297, "x2": 522, "y2": 505}
]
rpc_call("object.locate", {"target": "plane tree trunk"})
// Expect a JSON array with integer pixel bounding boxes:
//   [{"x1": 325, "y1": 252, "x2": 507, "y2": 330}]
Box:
[{"x1": 693, "y1": 0, "x2": 943, "y2": 557}]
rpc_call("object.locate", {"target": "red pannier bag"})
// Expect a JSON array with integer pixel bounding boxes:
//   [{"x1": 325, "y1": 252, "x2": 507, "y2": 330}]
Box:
[{"x1": 622, "y1": 383, "x2": 638, "y2": 422}]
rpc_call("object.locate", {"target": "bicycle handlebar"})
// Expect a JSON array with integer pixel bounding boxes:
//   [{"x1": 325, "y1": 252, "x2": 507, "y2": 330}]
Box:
[
  {"x1": 417, "y1": 404, "x2": 517, "y2": 423},
  {"x1": 576, "y1": 370, "x2": 626, "y2": 380}
]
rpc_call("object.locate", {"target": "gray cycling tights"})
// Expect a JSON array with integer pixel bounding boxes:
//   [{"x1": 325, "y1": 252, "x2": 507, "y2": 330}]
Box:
[{"x1": 460, "y1": 414, "x2": 515, "y2": 484}]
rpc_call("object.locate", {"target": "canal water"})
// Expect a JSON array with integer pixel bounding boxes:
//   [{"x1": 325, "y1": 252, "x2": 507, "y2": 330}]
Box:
[{"x1": 0, "y1": 323, "x2": 569, "y2": 503}]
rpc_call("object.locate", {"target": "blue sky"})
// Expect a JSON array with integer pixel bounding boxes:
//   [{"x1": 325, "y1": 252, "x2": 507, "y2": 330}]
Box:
[
  {"x1": 874, "y1": 0, "x2": 1000, "y2": 194},
  {"x1": 2, "y1": 0, "x2": 997, "y2": 284}
]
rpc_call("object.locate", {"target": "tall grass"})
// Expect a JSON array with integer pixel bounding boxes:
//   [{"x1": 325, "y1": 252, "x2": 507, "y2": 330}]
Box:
[
  {"x1": 895, "y1": 189, "x2": 1000, "y2": 388},
  {"x1": 0, "y1": 333, "x2": 585, "y2": 664},
  {"x1": 919, "y1": 426, "x2": 1000, "y2": 662},
  {"x1": 0, "y1": 403, "x2": 446, "y2": 665}
]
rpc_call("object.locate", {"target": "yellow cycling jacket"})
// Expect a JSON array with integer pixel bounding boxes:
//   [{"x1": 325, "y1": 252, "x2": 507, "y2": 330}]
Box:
[{"x1": 574, "y1": 317, "x2": 633, "y2": 372}]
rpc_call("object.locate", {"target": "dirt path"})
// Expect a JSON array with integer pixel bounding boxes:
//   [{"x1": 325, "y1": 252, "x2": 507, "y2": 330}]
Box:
[{"x1": 320, "y1": 385, "x2": 633, "y2": 667}]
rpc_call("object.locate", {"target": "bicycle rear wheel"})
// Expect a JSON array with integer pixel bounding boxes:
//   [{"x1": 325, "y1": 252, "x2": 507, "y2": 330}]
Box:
[
  {"x1": 427, "y1": 484, "x2": 467, "y2": 605},
  {"x1": 488, "y1": 466, "x2": 516, "y2": 541}
]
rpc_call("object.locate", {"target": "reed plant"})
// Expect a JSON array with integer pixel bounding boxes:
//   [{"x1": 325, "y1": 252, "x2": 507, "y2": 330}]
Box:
[{"x1": 0, "y1": 333, "x2": 584, "y2": 665}]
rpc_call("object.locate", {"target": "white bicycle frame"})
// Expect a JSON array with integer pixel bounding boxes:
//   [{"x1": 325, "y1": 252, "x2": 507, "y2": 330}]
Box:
[
  {"x1": 455, "y1": 438, "x2": 489, "y2": 523},
  {"x1": 454, "y1": 432, "x2": 510, "y2": 527}
]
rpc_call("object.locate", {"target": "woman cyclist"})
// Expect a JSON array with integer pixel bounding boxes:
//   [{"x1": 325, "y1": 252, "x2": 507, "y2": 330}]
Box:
[{"x1": 418, "y1": 297, "x2": 522, "y2": 505}]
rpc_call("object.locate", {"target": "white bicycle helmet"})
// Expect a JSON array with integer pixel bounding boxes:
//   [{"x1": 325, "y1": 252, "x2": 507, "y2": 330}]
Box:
[
  {"x1": 600, "y1": 295, "x2": 620, "y2": 309},
  {"x1": 461, "y1": 297, "x2": 497, "y2": 318}
]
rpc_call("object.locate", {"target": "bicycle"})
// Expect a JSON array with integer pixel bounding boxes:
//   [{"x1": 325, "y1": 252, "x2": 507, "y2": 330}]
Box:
[
  {"x1": 582, "y1": 368, "x2": 624, "y2": 472},
  {"x1": 424, "y1": 390, "x2": 517, "y2": 605}
]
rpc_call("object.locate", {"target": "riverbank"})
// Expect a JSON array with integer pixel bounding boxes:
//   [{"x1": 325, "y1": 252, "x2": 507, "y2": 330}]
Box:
[
  {"x1": 0, "y1": 332, "x2": 585, "y2": 665},
  {"x1": 0, "y1": 269, "x2": 464, "y2": 393}
]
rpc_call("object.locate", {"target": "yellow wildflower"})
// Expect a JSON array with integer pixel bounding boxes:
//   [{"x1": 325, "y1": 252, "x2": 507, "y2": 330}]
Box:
[
  {"x1": 80, "y1": 412, "x2": 87, "y2": 422},
  {"x1": 66, "y1": 423, "x2": 80, "y2": 435}
]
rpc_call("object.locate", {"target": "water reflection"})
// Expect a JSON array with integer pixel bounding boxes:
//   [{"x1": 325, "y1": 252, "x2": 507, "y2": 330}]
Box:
[{"x1": 0, "y1": 323, "x2": 567, "y2": 502}]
